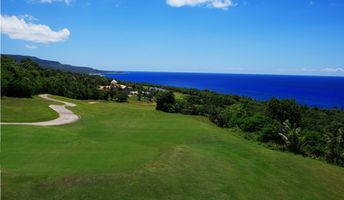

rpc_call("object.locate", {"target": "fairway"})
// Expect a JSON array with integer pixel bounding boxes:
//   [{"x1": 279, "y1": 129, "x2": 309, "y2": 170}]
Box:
[{"x1": 1, "y1": 96, "x2": 344, "y2": 200}]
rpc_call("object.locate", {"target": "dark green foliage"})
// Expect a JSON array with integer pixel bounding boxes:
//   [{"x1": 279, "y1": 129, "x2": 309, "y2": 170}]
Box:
[
  {"x1": 218, "y1": 104, "x2": 247, "y2": 128},
  {"x1": 156, "y1": 91, "x2": 176, "y2": 112},
  {"x1": 278, "y1": 120, "x2": 303, "y2": 153},
  {"x1": 324, "y1": 125, "x2": 344, "y2": 166},
  {"x1": 267, "y1": 98, "x2": 302, "y2": 125},
  {"x1": 258, "y1": 120, "x2": 281, "y2": 143},
  {"x1": 3, "y1": 54, "x2": 104, "y2": 74},
  {"x1": 7, "y1": 77, "x2": 35, "y2": 98},
  {"x1": 1, "y1": 56, "x2": 111, "y2": 100},
  {"x1": 240, "y1": 113, "x2": 270, "y2": 132},
  {"x1": 301, "y1": 130, "x2": 325, "y2": 157},
  {"x1": 111, "y1": 89, "x2": 129, "y2": 102}
]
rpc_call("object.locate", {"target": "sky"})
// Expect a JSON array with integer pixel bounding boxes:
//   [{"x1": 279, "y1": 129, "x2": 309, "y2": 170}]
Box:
[{"x1": 1, "y1": 0, "x2": 344, "y2": 76}]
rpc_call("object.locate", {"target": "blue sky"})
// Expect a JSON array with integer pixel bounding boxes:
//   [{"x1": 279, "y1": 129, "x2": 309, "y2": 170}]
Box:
[{"x1": 1, "y1": 0, "x2": 344, "y2": 76}]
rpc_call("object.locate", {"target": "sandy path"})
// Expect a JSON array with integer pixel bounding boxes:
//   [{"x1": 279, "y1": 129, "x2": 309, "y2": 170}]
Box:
[{"x1": 1, "y1": 94, "x2": 80, "y2": 126}]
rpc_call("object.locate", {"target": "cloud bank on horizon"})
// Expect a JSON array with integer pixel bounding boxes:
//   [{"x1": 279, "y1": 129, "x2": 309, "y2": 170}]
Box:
[
  {"x1": 0, "y1": 15, "x2": 70, "y2": 44},
  {"x1": 166, "y1": 0, "x2": 235, "y2": 10},
  {"x1": 321, "y1": 67, "x2": 344, "y2": 73}
]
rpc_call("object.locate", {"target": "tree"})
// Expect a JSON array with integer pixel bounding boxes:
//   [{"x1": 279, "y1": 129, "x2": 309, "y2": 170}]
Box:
[
  {"x1": 267, "y1": 98, "x2": 302, "y2": 126},
  {"x1": 156, "y1": 91, "x2": 176, "y2": 112},
  {"x1": 324, "y1": 127, "x2": 344, "y2": 166},
  {"x1": 0, "y1": 56, "x2": 112, "y2": 100},
  {"x1": 114, "y1": 90, "x2": 129, "y2": 102},
  {"x1": 258, "y1": 120, "x2": 281, "y2": 142},
  {"x1": 301, "y1": 130, "x2": 325, "y2": 158},
  {"x1": 218, "y1": 104, "x2": 247, "y2": 128},
  {"x1": 240, "y1": 113, "x2": 270, "y2": 132},
  {"x1": 7, "y1": 77, "x2": 35, "y2": 98},
  {"x1": 278, "y1": 120, "x2": 303, "y2": 153}
]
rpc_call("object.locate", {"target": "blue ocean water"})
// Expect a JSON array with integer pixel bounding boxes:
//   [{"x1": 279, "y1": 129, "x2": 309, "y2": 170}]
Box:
[{"x1": 104, "y1": 72, "x2": 344, "y2": 109}]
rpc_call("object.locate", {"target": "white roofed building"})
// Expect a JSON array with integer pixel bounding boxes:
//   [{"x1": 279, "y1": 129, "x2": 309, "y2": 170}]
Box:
[{"x1": 111, "y1": 80, "x2": 118, "y2": 86}]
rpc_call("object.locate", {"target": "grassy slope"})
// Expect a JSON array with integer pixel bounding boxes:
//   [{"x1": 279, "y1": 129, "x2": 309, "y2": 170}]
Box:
[
  {"x1": 1, "y1": 96, "x2": 344, "y2": 200},
  {"x1": 1, "y1": 96, "x2": 61, "y2": 122},
  {"x1": 174, "y1": 92, "x2": 187, "y2": 100}
]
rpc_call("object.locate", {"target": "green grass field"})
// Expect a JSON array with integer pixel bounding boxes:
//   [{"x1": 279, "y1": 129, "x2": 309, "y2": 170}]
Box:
[
  {"x1": 1, "y1": 96, "x2": 344, "y2": 200},
  {"x1": 1, "y1": 96, "x2": 61, "y2": 122},
  {"x1": 174, "y1": 92, "x2": 187, "y2": 100}
]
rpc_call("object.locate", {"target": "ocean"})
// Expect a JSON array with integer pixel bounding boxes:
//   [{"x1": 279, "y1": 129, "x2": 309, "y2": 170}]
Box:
[{"x1": 104, "y1": 72, "x2": 344, "y2": 109}]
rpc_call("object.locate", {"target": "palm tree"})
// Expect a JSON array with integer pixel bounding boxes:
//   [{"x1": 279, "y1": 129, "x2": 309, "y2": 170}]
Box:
[
  {"x1": 324, "y1": 127, "x2": 344, "y2": 165},
  {"x1": 278, "y1": 120, "x2": 303, "y2": 153}
]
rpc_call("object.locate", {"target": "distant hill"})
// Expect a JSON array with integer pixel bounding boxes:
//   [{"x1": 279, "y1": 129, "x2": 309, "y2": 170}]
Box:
[{"x1": 2, "y1": 54, "x2": 107, "y2": 74}]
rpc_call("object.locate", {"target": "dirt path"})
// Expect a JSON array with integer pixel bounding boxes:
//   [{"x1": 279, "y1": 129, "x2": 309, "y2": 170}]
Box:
[{"x1": 1, "y1": 94, "x2": 80, "y2": 126}]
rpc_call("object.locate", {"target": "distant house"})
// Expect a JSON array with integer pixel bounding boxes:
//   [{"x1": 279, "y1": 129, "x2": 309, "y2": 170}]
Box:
[
  {"x1": 130, "y1": 91, "x2": 139, "y2": 95},
  {"x1": 111, "y1": 80, "x2": 118, "y2": 86},
  {"x1": 117, "y1": 84, "x2": 127, "y2": 89},
  {"x1": 99, "y1": 85, "x2": 111, "y2": 90},
  {"x1": 150, "y1": 87, "x2": 167, "y2": 92},
  {"x1": 99, "y1": 79, "x2": 127, "y2": 90}
]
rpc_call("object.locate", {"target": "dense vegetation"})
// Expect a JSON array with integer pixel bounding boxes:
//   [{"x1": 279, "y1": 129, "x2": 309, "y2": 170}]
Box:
[
  {"x1": 3, "y1": 54, "x2": 105, "y2": 74},
  {"x1": 1, "y1": 56, "x2": 108, "y2": 99},
  {"x1": 2, "y1": 96, "x2": 344, "y2": 200},
  {"x1": 1, "y1": 56, "x2": 129, "y2": 101}
]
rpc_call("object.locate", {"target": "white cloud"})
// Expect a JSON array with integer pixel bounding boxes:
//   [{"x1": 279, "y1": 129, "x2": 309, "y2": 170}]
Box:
[
  {"x1": 29, "y1": 0, "x2": 72, "y2": 5},
  {"x1": 0, "y1": 15, "x2": 70, "y2": 44},
  {"x1": 20, "y1": 14, "x2": 38, "y2": 21},
  {"x1": 25, "y1": 44, "x2": 38, "y2": 49},
  {"x1": 166, "y1": 0, "x2": 236, "y2": 10},
  {"x1": 320, "y1": 67, "x2": 344, "y2": 73}
]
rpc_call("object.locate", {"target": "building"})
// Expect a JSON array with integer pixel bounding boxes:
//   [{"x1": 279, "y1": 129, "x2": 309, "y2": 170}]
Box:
[
  {"x1": 99, "y1": 79, "x2": 127, "y2": 90},
  {"x1": 111, "y1": 80, "x2": 118, "y2": 86}
]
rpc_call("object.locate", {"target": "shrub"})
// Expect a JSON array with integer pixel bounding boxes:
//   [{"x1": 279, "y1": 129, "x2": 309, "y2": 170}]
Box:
[
  {"x1": 240, "y1": 113, "x2": 270, "y2": 132},
  {"x1": 156, "y1": 91, "x2": 176, "y2": 112},
  {"x1": 219, "y1": 104, "x2": 247, "y2": 128},
  {"x1": 267, "y1": 98, "x2": 302, "y2": 126},
  {"x1": 258, "y1": 120, "x2": 281, "y2": 143}
]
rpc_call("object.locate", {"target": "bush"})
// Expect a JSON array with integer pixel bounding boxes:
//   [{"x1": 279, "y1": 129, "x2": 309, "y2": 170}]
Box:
[
  {"x1": 267, "y1": 98, "x2": 302, "y2": 126},
  {"x1": 156, "y1": 91, "x2": 176, "y2": 112},
  {"x1": 240, "y1": 113, "x2": 270, "y2": 132},
  {"x1": 301, "y1": 130, "x2": 325, "y2": 157},
  {"x1": 219, "y1": 104, "x2": 247, "y2": 128},
  {"x1": 114, "y1": 90, "x2": 129, "y2": 102},
  {"x1": 258, "y1": 120, "x2": 281, "y2": 143},
  {"x1": 6, "y1": 77, "x2": 35, "y2": 98}
]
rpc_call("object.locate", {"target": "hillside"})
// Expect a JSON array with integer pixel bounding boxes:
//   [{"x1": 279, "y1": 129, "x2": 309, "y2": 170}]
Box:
[
  {"x1": 1, "y1": 96, "x2": 344, "y2": 200},
  {"x1": 2, "y1": 54, "x2": 107, "y2": 74}
]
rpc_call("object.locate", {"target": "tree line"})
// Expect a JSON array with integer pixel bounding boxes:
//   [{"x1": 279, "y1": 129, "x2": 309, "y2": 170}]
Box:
[{"x1": 1, "y1": 56, "x2": 129, "y2": 102}]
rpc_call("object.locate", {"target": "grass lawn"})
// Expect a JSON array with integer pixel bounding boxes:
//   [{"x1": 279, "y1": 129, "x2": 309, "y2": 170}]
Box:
[
  {"x1": 1, "y1": 96, "x2": 61, "y2": 122},
  {"x1": 1, "y1": 96, "x2": 344, "y2": 200},
  {"x1": 174, "y1": 92, "x2": 187, "y2": 100}
]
